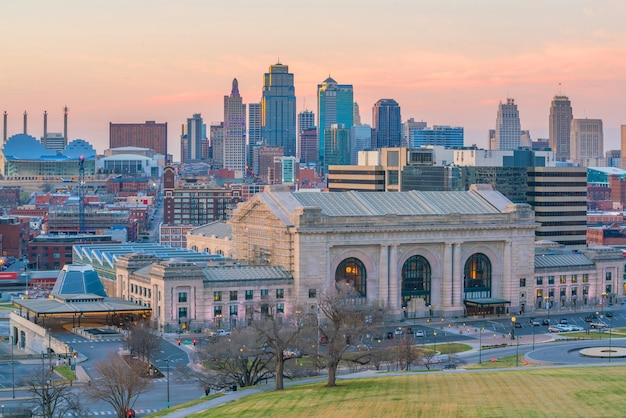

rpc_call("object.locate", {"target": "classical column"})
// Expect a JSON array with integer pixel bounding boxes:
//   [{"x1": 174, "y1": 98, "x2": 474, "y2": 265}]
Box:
[
  {"x1": 389, "y1": 245, "x2": 399, "y2": 311},
  {"x1": 442, "y1": 243, "x2": 453, "y2": 310},
  {"x1": 452, "y1": 243, "x2": 462, "y2": 307},
  {"x1": 378, "y1": 245, "x2": 390, "y2": 308},
  {"x1": 502, "y1": 240, "x2": 512, "y2": 306}
]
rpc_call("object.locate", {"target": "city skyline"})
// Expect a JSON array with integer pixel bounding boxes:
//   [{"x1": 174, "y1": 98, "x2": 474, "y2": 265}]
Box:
[{"x1": 2, "y1": 1, "x2": 626, "y2": 160}]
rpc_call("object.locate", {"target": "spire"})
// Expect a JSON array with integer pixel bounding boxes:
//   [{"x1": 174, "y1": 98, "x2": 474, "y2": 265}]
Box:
[{"x1": 231, "y1": 78, "x2": 239, "y2": 96}]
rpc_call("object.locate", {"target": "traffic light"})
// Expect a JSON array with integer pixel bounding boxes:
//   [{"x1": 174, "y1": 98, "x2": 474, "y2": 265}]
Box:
[
  {"x1": 192, "y1": 339, "x2": 197, "y2": 346},
  {"x1": 177, "y1": 339, "x2": 181, "y2": 346}
]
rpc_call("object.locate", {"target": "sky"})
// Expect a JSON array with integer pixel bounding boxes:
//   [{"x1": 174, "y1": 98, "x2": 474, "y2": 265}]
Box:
[{"x1": 2, "y1": 0, "x2": 626, "y2": 161}]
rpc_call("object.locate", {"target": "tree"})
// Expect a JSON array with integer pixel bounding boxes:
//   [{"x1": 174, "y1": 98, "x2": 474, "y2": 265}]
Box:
[
  {"x1": 252, "y1": 309, "x2": 304, "y2": 391},
  {"x1": 125, "y1": 321, "x2": 161, "y2": 369},
  {"x1": 198, "y1": 328, "x2": 273, "y2": 388},
  {"x1": 27, "y1": 371, "x2": 86, "y2": 418},
  {"x1": 395, "y1": 335, "x2": 420, "y2": 371},
  {"x1": 85, "y1": 353, "x2": 153, "y2": 418},
  {"x1": 317, "y1": 287, "x2": 381, "y2": 387}
]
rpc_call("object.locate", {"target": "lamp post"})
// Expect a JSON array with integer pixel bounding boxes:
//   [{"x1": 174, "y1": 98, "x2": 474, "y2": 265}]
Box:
[
  {"x1": 478, "y1": 327, "x2": 484, "y2": 364},
  {"x1": 10, "y1": 335, "x2": 15, "y2": 398},
  {"x1": 515, "y1": 336, "x2": 520, "y2": 367},
  {"x1": 601, "y1": 291, "x2": 607, "y2": 318},
  {"x1": 511, "y1": 316, "x2": 516, "y2": 340},
  {"x1": 433, "y1": 331, "x2": 437, "y2": 352},
  {"x1": 532, "y1": 323, "x2": 535, "y2": 351},
  {"x1": 164, "y1": 359, "x2": 170, "y2": 408}
]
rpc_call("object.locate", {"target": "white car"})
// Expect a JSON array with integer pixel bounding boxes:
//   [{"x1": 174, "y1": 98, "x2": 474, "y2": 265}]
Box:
[
  {"x1": 414, "y1": 330, "x2": 425, "y2": 338},
  {"x1": 209, "y1": 329, "x2": 230, "y2": 337}
]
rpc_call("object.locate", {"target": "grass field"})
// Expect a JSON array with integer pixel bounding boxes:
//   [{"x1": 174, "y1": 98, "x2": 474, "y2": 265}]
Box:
[{"x1": 187, "y1": 366, "x2": 626, "y2": 418}]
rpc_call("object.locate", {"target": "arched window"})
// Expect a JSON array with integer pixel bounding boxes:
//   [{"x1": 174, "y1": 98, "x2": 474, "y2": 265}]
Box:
[
  {"x1": 335, "y1": 258, "x2": 367, "y2": 297},
  {"x1": 401, "y1": 255, "x2": 431, "y2": 307},
  {"x1": 464, "y1": 253, "x2": 492, "y2": 299}
]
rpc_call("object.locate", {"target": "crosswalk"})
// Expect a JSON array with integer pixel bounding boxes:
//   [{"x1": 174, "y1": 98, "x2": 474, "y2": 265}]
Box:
[{"x1": 64, "y1": 338, "x2": 123, "y2": 344}]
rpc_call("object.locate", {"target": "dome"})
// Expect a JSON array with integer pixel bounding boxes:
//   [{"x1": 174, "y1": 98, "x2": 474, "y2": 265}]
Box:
[
  {"x1": 62, "y1": 139, "x2": 97, "y2": 159},
  {"x1": 51, "y1": 264, "x2": 107, "y2": 297}
]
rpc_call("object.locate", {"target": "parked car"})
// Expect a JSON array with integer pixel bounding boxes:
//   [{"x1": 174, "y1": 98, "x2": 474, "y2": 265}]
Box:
[
  {"x1": 394, "y1": 327, "x2": 404, "y2": 335},
  {"x1": 405, "y1": 327, "x2": 413, "y2": 335},
  {"x1": 541, "y1": 319, "x2": 550, "y2": 326},
  {"x1": 373, "y1": 335, "x2": 382, "y2": 343},
  {"x1": 590, "y1": 322, "x2": 609, "y2": 329},
  {"x1": 529, "y1": 318, "x2": 541, "y2": 326},
  {"x1": 559, "y1": 318, "x2": 568, "y2": 325},
  {"x1": 605, "y1": 312, "x2": 613, "y2": 318},
  {"x1": 513, "y1": 322, "x2": 522, "y2": 328},
  {"x1": 356, "y1": 343, "x2": 372, "y2": 351},
  {"x1": 443, "y1": 363, "x2": 457, "y2": 370},
  {"x1": 568, "y1": 325, "x2": 584, "y2": 332},
  {"x1": 414, "y1": 329, "x2": 426, "y2": 338},
  {"x1": 548, "y1": 325, "x2": 564, "y2": 333},
  {"x1": 283, "y1": 348, "x2": 302, "y2": 358},
  {"x1": 584, "y1": 315, "x2": 597, "y2": 322},
  {"x1": 386, "y1": 332, "x2": 394, "y2": 339}
]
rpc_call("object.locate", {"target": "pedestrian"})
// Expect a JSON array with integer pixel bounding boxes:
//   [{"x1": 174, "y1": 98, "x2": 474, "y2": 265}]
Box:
[{"x1": 205, "y1": 386, "x2": 210, "y2": 396}]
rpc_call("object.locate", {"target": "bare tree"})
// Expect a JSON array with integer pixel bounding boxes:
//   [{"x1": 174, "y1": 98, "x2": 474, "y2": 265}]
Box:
[
  {"x1": 317, "y1": 287, "x2": 381, "y2": 387},
  {"x1": 125, "y1": 321, "x2": 161, "y2": 368},
  {"x1": 198, "y1": 328, "x2": 273, "y2": 388},
  {"x1": 85, "y1": 353, "x2": 153, "y2": 418},
  {"x1": 27, "y1": 371, "x2": 86, "y2": 418},
  {"x1": 395, "y1": 335, "x2": 421, "y2": 371},
  {"x1": 252, "y1": 309, "x2": 304, "y2": 391}
]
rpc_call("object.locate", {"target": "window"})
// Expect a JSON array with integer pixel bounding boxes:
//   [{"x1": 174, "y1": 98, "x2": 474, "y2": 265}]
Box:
[
  {"x1": 230, "y1": 305, "x2": 238, "y2": 316},
  {"x1": 214, "y1": 306, "x2": 222, "y2": 317},
  {"x1": 276, "y1": 289, "x2": 284, "y2": 299},
  {"x1": 260, "y1": 289, "x2": 269, "y2": 299},
  {"x1": 519, "y1": 278, "x2": 526, "y2": 288},
  {"x1": 308, "y1": 289, "x2": 317, "y2": 299},
  {"x1": 582, "y1": 274, "x2": 589, "y2": 283},
  {"x1": 230, "y1": 291, "x2": 238, "y2": 301},
  {"x1": 548, "y1": 276, "x2": 555, "y2": 285},
  {"x1": 178, "y1": 307, "x2": 188, "y2": 318},
  {"x1": 536, "y1": 277, "x2": 543, "y2": 286},
  {"x1": 559, "y1": 275, "x2": 566, "y2": 284},
  {"x1": 571, "y1": 275, "x2": 577, "y2": 283},
  {"x1": 261, "y1": 304, "x2": 269, "y2": 316},
  {"x1": 214, "y1": 291, "x2": 222, "y2": 302},
  {"x1": 463, "y1": 253, "x2": 492, "y2": 299},
  {"x1": 178, "y1": 292, "x2": 187, "y2": 303},
  {"x1": 606, "y1": 272, "x2": 612, "y2": 281},
  {"x1": 335, "y1": 258, "x2": 367, "y2": 297},
  {"x1": 401, "y1": 255, "x2": 431, "y2": 307},
  {"x1": 276, "y1": 303, "x2": 284, "y2": 314},
  {"x1": 245, "y1": 290, "x2": 253, "y2": 300}
]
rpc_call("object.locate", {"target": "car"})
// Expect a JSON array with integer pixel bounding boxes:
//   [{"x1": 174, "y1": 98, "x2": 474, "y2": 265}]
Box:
[
  {"x1": 373, "y1": 335, "x2": 382, "y2": 343},
  {"x1": 548, "y1": 325, "x2": 564, "y2": 333},
  {"x1": 209, "y1": 329, "x2": 230, "y2": 337},
  {"x1": 529, "y1": 318, "x2": 541, "y2": 326},
  {"x1": 513, "y1": 322, "x2": 522, "y2": 328},
  {"x1": 414, "y1": 329, "x2": 425, "y2": 338},
  {"x1": 590, "y1": 322, "x2": 609, "y2": 329},
  {"x1": 386, "y1": 332, "x2": 394, "y2": 339},
  {"x1": 568, "y1": 325, "x2": 584, "y2": 332},
  {"x1": 283, "y1": 348, "x2": 302, "y2": 358},
  {"x1": 605, "y1": 312, "x2": 613, "y2": 318},
  {"x1": 394, "y1": 327, "x2": 404, "y2": 335},
  {"x1": 443, "y1": 363, "x2": 457, "y2": 370},
  {"x1": 559, "y1": 318, "x2": 568, "y2": 325},
  {"x1": 541, "y1": 319, "x2": 550, "y2": 326},
  {"x1": 356, "y1": 343, "x2": 372, "y2": 351},
  {"x1": 405, "y1": 327, "x2": 413, "y2": 335},
  {"x1": 584, "y1": 315, "x2": 597, "y2": 322}
]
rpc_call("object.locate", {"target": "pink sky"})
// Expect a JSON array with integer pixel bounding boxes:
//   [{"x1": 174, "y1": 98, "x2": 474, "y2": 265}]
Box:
[{"x1": 2, "y1": 0, "x2": 626, "y2": 161}]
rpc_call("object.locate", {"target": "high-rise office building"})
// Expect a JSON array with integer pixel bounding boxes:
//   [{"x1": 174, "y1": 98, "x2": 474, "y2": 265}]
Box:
[
  {"x1": 403, "y1": 118, "x2": 427, "y2": 146},
  {"x1": 183, "y1": 114, "x2": 204, "y2": 162},
  {"x1": 620, "y1": 125, "x2": 626, "y2": 170},
  {"x1": 223, "y1": 79, "x2": 246, "y2": 175},
  {"x1": 248, "y1": 102, "x2": 261, "y2": 172},
  {"x1": 351, "y1": 125, "x2": 372, "y2": 165},
  {"x1": 372, "y1": 99, "x2": 401, "y2": 149},
  {"x1": 549, "y1": 95, "x2": 573, "y2": 161},
  {"x1": 261, "y1": 63, "x2": 296, "y2": 157},
  {"x1": 317, "y1": 77, "x2": 354, "y2": 169},
  {"x1": 353, "y1": 103, "x2": 361, "y2": 126},
  {"x1": 324, "y1": 124, "x2": 351, "y2": 169},
  {"x1": 109, "y1": 121, "x2": 168, "y2": 157},
  {"x1": 494, "y1": 98, "x2": 521, "y2": 151},
  {"x1": 570, "y1": 118, "x2": 603, "y2": 165},
  {"x1": 410, "y1": 125, "x2": 464, "y2": 148},
  {"x1": 210, "y1": 122, "x2": 224, "y2": 169},
  {"x1": 299, "y1": 127, "x2": 318, "y2": 167},
  {"x1": 298, "y1": 110, "x2": 315, "y2": 164}
]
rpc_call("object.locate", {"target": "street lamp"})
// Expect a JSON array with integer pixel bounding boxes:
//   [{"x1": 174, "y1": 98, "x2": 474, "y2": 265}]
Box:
[
  {"x1": 433, "y1": 331, "x2": 437, "y2": 352},
  {"x1": 10, "y1": 335, "x2": 15, "y2": 398},
  {"x1": 478, "y1": 326, "x2": 484, "y2": 364},
  {"x1": 515, "y1": 336, "x2": 520, "y2": 367},
  {"x1": 601, "y1": 291, "x2": 607, "y2": 318},
  {"x1": 511, "y1": 316, "x2": 516, "y2": 340},
  {"x1": 532, "y1": 322, "x2": 535, "y2": 351},
  {"x1": 164, "y1": 359, "x2": 170, "y2": 408}
]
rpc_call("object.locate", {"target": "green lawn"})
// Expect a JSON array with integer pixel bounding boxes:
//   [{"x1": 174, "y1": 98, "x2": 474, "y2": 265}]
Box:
[{"x1": 185, "y1": 366, "x2": 626, "y2": 418}]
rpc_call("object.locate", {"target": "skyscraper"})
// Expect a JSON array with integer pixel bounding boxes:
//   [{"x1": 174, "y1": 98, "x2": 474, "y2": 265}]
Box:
[
  {"x1": 549, "y1": 95, "x2": 573, "y2": 161},
  {"x1": 317, "y1": 77, "x2": 354, "y2": 169},
  {"x1": 223, "y1": 78, "x2": 246, "y2": 174},
  {"x1": 110, "y1": 121, "x2": 168, "y2": 157},
  {"x1": 298, "y1": 110, "x2": 315, "y2": 164},
  {"x1": 620, "y1": 125, "x2": 626, "y2": 170},
  {"x1": 248, "y1": 102, "x2": 261, "y2": 172},
  {"x1": 353, "y1": 103, "x2": 361, "y2": 126},
  {"x1": 372, "y1": 99, "x2": 401, "y2": 149},
  {"x1": 183, "y1": 114, "x2": 204, "y2": 162},
  {"x1": 298, "y1": 109, "x2": 315, "y2": 133},
  {"x1": 261, "y1": 63, "x2": 296, "y2": 157},
  {"x1": 570, "y1": 118, "x2": 603, "y2": 165},
  {"x1": 494, "y1": 98, "x2": 521, "y2": 151}
]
